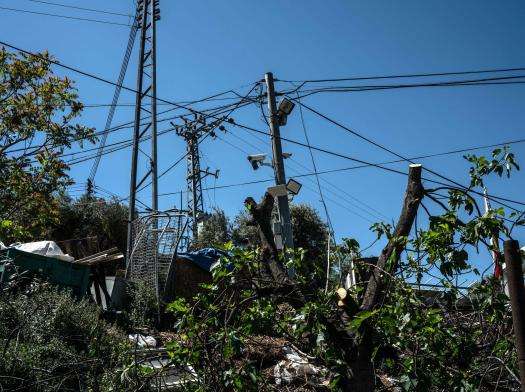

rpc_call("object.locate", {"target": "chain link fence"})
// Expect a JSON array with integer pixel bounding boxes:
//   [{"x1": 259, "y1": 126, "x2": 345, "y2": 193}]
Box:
[{"x1": 126, "y1": 211, "x2": 188, "y2": 301}]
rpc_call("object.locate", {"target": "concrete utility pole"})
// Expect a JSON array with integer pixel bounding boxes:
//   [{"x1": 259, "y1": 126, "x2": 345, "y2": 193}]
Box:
[
  {"x1": 503, "y1": 239, "x2": 525, "y2": 390},
  {"x1": 126, "y1": 0, "x2": 161, "y2": 261},
  {"x1": 265, "y1": 72, "x2": 294, "y2": 249}
]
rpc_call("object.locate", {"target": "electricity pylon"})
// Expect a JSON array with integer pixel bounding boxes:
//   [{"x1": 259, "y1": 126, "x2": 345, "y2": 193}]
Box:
[
  {"x1": 175, "y1": 115, "x2": 219, "y2": 243},
  {"x1": 126, "y1": 0, "x2": 161, "y2": 260}
]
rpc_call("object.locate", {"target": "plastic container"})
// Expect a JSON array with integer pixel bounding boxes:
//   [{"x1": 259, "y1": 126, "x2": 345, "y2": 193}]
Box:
[{"x1": 0, "y1": 248, "x2": 90, "y2": 298}]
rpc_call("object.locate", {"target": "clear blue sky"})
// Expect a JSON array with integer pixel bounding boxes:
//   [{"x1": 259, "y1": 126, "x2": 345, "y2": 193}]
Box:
[{"x1": 2, "y1": 0, "x2": 525, "y2": 280}]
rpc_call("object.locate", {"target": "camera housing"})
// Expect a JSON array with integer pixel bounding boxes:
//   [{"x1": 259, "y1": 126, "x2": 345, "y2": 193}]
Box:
[{"x1": 247, "y1": 154, "x2": 267, "y2": 170}]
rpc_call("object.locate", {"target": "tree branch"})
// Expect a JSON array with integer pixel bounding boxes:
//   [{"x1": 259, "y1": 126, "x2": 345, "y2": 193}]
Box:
[{"x1": 361, "y1": 164, "x2": 424, "y2": 311}]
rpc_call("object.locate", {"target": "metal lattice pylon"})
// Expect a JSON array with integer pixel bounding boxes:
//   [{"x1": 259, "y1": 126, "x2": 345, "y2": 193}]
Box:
[
  {"x1": 175, "y1": 115, "x2": 219, "y2": 243},
  {"x1": 126, "y1": 0, "x2": 161, "y2": 260}
]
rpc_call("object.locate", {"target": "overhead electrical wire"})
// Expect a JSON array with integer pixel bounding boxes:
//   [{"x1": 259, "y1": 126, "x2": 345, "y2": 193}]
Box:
[
  {"x1": 279, "y1": 66, "x2": 525, "y2": 84},
  {"x1": 288, "y1": 98, "x2": 525, "y2": 211},
  {"x1": 216, "y1": 132, "x2": 380, "y2": 223},
  {"x1": 221, "y1": 129, "x2": 525, "y2": 208},
  {"x1": 256, "y1": 88, "x2": 383, "y2": 224},
  {"x1": 2, "y1": 40, "x2": 522, "y2": 212},
  {"x1": 132, "y1": 83, "x2": 261, "y2": 196},
  {"x1": 295, "y1": 91, "x2": 335, "y2": 232},
  {"x1": 0, "y1": 40, "x2": 215, "y2": 118},
  {"x1": 227, "y1": 107, "x2": 392, "y2": 221},
  {"x1": 52, "y1": 100, "x2": 248, "y2": 166},
  {"x1": 89, "y1": 10, "x2": 139, "y2": 183},
  {"x1": 20, "y1": 0, "x2": 133, "y2": 17},
  {"x1": 81, "y1": 96, "x2": 261, "y2": 108},
  {"x1": 290, "y1": 76, "x2": 525, "y2": 100},
  {"x1": 2, "y1": 38, "x2": 521, "y2": 205},
  {"x1": 289, "y1": 138, "x2": 525, "y2": 178},
  {"x1": 226, "y1": 119, "x2": 525, "y2": 210},
  {"x1": 0, "y1": 5, "x2": 132, "y2": 26},
  {"x1": 10, "y1": 95, "x2": 256, "y2": 161},
  {"x1": 88, "y1": 132, "x2": 525, "y2": 216}
]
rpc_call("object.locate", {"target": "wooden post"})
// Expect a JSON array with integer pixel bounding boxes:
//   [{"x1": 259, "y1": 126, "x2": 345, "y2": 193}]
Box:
[{"x1": 504, "y1": 239, "x2": 525, "y2": 390}]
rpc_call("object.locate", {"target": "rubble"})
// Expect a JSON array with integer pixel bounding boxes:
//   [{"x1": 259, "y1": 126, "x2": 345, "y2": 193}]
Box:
[
  {"x1": 273, "y1": 345, "x2": 330, "y2": 387},
  {"x1": 129, "y1": 333, "x2": 157, "y2": 348}
]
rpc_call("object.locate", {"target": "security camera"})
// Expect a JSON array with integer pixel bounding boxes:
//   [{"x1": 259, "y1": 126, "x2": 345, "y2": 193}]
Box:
[{"x1": 247, "y1": 154, "x2": 267, "y2": 170}]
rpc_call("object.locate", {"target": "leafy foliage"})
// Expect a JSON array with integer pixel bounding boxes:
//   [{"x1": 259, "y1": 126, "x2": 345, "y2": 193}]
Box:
[
  {"x1": 50, "y1": 193, "x2": 129, "y2": 252},
  {"x1": 0, "y1": 279, "x2": 134, "y2": 391},
  {"x1": 0, "y1": 49, "x2": 95, "y2": 243},
  {"x1": 192, "y1": 208, "x2": 231, "y2": 250},
  {"x1": 163, "y1": 147, "x2": 523, "y2": 391}
]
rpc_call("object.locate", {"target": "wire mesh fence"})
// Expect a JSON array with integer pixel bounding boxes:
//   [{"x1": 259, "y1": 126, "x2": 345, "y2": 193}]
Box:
[{"x1": 126, "y1": 211, "x2": 188, "y2": 301}]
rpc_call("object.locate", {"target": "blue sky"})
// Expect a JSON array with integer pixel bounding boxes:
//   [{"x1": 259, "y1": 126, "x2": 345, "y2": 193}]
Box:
[{"x1": 2, "y1": 0, "x2": 525, "y2": 279}]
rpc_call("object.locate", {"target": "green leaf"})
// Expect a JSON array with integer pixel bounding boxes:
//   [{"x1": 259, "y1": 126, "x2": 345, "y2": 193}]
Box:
[{"x1": 348, "y1": 309, "x2": 378, "y2": 331}]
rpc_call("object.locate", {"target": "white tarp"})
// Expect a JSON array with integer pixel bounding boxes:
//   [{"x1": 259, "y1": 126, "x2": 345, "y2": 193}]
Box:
[
  {"x1": 11, "y1": 241, "x2": 74, "y2": 262},
  {"x1": 128, "y1": 334, "x2": 157, "y2": 348}
]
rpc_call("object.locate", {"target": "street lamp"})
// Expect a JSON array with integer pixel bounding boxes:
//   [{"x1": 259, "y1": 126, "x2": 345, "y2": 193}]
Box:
[{"x1": 277, "y1": 98, "x2": 295, "y2": 126}]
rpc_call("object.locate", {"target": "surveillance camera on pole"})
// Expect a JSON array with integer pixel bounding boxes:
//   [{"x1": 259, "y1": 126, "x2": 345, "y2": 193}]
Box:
[
  {"x1": 265, "y1": 72, "x2": 295, "y2": 251},
  {"x1": 247, "y1": 154, "x2": 272, "y2": 170}
]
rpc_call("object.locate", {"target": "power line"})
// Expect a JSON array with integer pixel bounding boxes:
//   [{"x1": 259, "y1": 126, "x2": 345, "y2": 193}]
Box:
[
  {"x1": 279, "y1": 66, "x2": 525, "y2": 84},
  {"x1": 289, "y1": 138, "x2": 525, "y2": 178},
  {"x1": 89, "y1": 11, "x2": 138, "y2": 183},
  {"x1": 216, "y1": 132, "x2": 385, "y2": 223},
  {"x1": 258, "y1": 89, "x2": 382, "y2": 223},
  {"x1": 20, "y1": 0, "x2": 133, "y2": 17},
  {"x1": 295, "y1": 91, "x2": 335, "y2": 232},
  {"x1": 228, "y1": 120, "x2": 525, "y2": 209},
  {"x1": 226, "y1": 102, "x2": 390, "y2": 222},
  {"x1": 54, "y1": 97, "x2": 254, "y2": 165},
  {"x1": 81, "y1": 96, "x2": 260, "y2": 108},
  {"x1": 9, "y1": 96, "x2": 255, "y2": 161},
  {"x1": 133, "y1": 84, "x2": 260, "y2": 197},
  {"x1": 0, "y1": 40, "x2": 260, "y2": 124},
  {"x1": 291, "y1": 76, "x2": 525, "y2": 99},
  {"x1": 92, "y1": 134, "x2": 525, "y2": 220},
  {"x1": 289, "y1": 98, "x2": 525, "y2": 211},
  {"x1": 0, "y1": 5, "x2": 132, "y2": 26},
  {"x1": 3, "y1": 39, "x2": 521, "y2": 209}
]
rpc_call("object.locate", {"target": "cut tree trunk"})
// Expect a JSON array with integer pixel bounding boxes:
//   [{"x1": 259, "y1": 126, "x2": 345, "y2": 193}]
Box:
[
  {"x1": 245, "y1": 165, "x2": 423, "y2": 391},
  {"x1": 348, "y1": 164, "x2": 424, "y2": 391},
  {"x1": 245, "y1": 193, "x2": 291, "y2": 285}
]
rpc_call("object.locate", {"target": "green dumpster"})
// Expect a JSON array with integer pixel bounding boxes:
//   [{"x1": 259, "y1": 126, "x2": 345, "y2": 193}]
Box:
[{"x1": 0, "y1": 248, "x2": 91, "y2": 298}]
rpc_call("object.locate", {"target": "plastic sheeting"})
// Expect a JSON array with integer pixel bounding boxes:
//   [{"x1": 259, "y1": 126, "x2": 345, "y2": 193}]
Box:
[
  {"x1": 176, "y1": 248, "x2": 229, "y2": 272},
  {"x1": 11, "y1": 241, "x2": 74, "y2": 262}
]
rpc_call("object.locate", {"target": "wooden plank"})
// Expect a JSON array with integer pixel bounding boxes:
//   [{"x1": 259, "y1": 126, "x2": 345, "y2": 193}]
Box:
[
  {"x1": 77, "y1": 254, "x2": 124, "y2": 266},
  {"x1": 76, "y1": 247, "x2": 119, "y2": 263}
]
